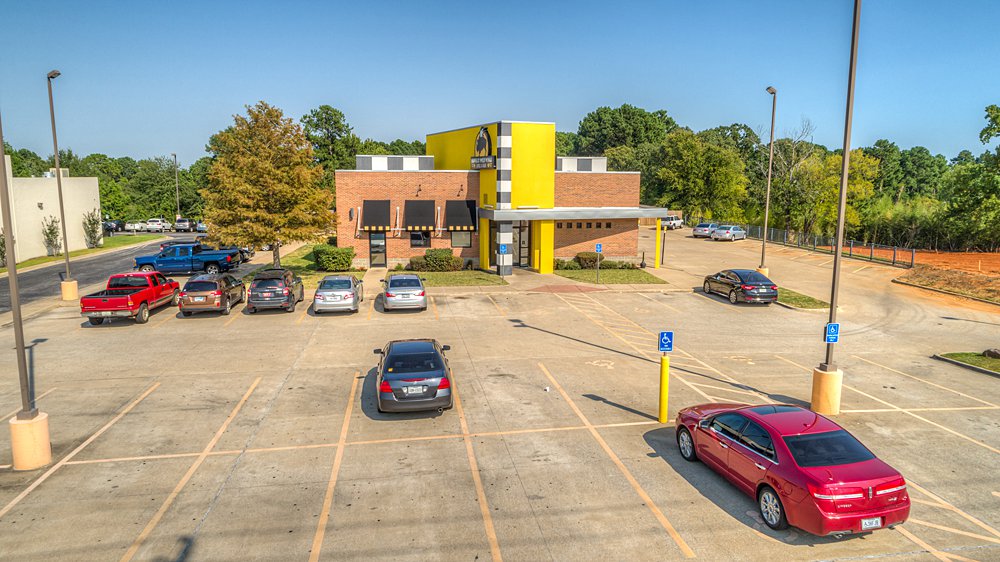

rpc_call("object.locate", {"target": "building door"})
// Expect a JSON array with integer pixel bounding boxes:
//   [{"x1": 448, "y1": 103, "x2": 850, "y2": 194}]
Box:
[
  {"x1": 511, "y1": 221, "x2": 531, "y2": 268},
  {"x1": 369, "y1": 232, "x2": 387, "y2": 267}
]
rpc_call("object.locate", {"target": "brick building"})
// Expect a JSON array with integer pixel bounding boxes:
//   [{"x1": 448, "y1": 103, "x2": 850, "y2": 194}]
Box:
[{"x1": 335, "y1": 121, "x2": 674, "y2": 273}]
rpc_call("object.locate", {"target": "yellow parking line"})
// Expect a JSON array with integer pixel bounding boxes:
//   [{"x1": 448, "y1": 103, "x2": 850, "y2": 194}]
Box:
[
  {"x1": 120, "y1": 377, "x2": 261, "y2": 562},
  {"x1": 819, "y1": 259, "x2": 834, "y2": 266},
  {"x1": 852, "y1": 265, "x2": 871, "y2": 274},
  {"x1": 907, "y1": 481, "x2": 1000, "y2": 539},
  {"x1": 538, "y1": 362, "x2": 695, "y2": 558},
  {"x1": 0, "y1": 382, "x2": 160, "y2": 521},
  {"x1": 2, "y1": 388, "x2": 57, "y2": 421},
  {"x1": 309, "y1": 372, "x2": 360, "y2": 562},
  {"x1": 907, "y1": 519, "x2": 1000, "y2": 544},
  {"x1": 851, "y1": 355, "x2": 998, "y2": 408},
  {"x1": 431, "y1": 296, "x2": 439, "y2": 320},
  {"x1": 695, "y1": 291, "x2": 743, "y2": 312},
  {"x1": 296, "y1": 306, "x2": 310, "y2": 325},
  {"x1": 841, "y1": 406, "x2": 999, "y2": 414},
  {"x1": 486, "y1": 294, "x2": 505, "y2": 316},
  {"x1": 150, "y1": 309, "x2": 176, "y2": 328},
  {"x1": 223, "y1": 308, "x2": 242, "y2": 327},
  {"x1": 894, "y1": 526, "x2": 951, "y2": 562},
  {"x1": 366, "y1": 297, "x2": 375, "y2": 320},
  {"x1": 454, "y1": 381, "x2": 503, "y2": 562},
  {"x1": 775, "y1": 355, "x2": 1000, "y2": 456}
]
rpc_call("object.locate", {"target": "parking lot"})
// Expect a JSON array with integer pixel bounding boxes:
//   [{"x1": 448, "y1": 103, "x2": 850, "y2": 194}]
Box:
[{"x1": 0, "y1": 232, "x2": 998, "y2": 561}]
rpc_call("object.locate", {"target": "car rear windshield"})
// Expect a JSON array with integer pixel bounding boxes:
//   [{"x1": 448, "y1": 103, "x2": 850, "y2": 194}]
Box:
[
  {"x1": 252, "y1": 279, "x2": 283, "y2": 289},
  {"x1": 389, "y1": 278, "x2": 421, "y2": 289},
  {"x1": 742, "y1": 272, "x2": 772, "y2": 284},
  {"x1": 108, "y1": 276, "x2": 149, "y2": 289},
  {"x1": 783, "y1": 430, "x2": 875, "y2": 467},
  {"x1": 696, "y1": 223, "x2": 711, "y2": 228},
  {"x1": 385, "y1": 352, "x2": 442, "y2": 374},
  {"x1": 319, "y1": 280, "x2": 352, "y2": 290},
  {"x1": 184, "y1": 281, "x2": 217, "y2": 292}
]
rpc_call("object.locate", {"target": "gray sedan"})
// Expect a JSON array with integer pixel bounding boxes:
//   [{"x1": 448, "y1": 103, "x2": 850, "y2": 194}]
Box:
[
  {"x1": 382, "y1": 274, "x2": 427, "y2": 311},
  {"x1": 711, "y1": 225, "x2": 747, "y2": 241},
  {"x1": 692, "y1": 222, "x2": 719, "y2": 238},
  {"x1": 374, "y1": 339, "x2": 453, "y2": 413},
  {"x1": 313, "y1": 275, "x2": 363, "y2": 313}
]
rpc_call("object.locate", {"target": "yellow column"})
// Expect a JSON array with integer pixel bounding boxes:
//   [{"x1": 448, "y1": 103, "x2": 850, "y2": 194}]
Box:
[
  {"x1": 658, "y1": 355, "x2": 670, "y2": 423},
  {"x1": 654, "y1": 218, "x2": 662, "y2": 269},
  {"x1": 534, "y1": 220, "x2": 554, "y2": 274},
  {"x1": 478, "y1": 217, "x2": 490, "y2": 272}
]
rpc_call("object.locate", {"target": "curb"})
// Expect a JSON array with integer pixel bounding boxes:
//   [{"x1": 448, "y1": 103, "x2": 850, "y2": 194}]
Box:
[
  {"x1": 774, "y1": 301, "x2": 827, "y2": 312},
  {"x1": 0, "y1": 235, "x2": 168, "y2": 280},
  {"x1": 891, "y1": 278, "x2": 1000, "y2": 307},
  {"x1": 931, "y1": 354, "x2": 1000, "y2": 379}
]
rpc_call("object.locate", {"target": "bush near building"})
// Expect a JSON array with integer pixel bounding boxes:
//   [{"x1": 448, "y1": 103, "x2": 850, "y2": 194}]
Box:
[
  {"x1": 409, "y1": 249, "x2": 463, "y2": 272},
  {"x1": 554, "y1": 253, "x2": 638, "y2": 270},
  {"x1": 313, "y1": 245, "x2": 354, "y2": 271}
]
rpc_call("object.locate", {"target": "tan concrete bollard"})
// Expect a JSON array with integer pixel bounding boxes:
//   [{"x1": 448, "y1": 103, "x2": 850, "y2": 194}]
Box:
[
  {"x1": 60, "y1": 279, "x2": 78, "y2": 301},
  {"x1": 9, "y1": 412, "x2": 52, "y2": 470},
  {"x1": 810, "y1": 367, "x2": 843, "y2": 415}
]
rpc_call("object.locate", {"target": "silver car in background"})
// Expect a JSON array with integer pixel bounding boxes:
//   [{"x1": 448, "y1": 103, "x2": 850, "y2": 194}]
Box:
[
  {"x1": 313, "y1": 275, "x2": 363, "y2": 313},
  {"x1": 711, "y1": 225, "x2": 748, "y2": 241},
  {"x1": 381, "y1": 274, "x2": 428, "y2": 311},
  {"x1": 692, "y1": 222, "x2": 719, "y2": 238}
]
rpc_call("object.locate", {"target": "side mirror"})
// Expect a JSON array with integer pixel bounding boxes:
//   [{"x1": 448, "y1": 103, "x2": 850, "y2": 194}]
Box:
[
  {"x1": 441, "y1": 345, "x2": 451, "y2": 351},
  {"x1": 698, "y1": 419, "x2": 710, "y2": 429},
  {"x1": 373, "y1": 348, "x2": 383, "y2": 355}
]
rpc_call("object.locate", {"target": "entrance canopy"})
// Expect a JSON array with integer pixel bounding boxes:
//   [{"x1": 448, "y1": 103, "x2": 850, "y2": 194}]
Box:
[
  {"x1": 478, "y1": 206, "x2": 674, "y2": 221},
  {"x1": 361, "y1": 200, "x2": 391, "y2": 231}
]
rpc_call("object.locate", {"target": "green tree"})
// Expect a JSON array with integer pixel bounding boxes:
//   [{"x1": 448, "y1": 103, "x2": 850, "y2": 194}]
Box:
[
  {"x1": 301, "y1": 105, "x2": 361, "y2": 195},
  {"x1": 205, "y1": 101, "x2": 333, "y2": 267},
  {"x1": 862, "y1": 139, "x2": 903, "y2": 197},
  {"x1": 577, "y1": 104, "x2": 677, "y2": 155},
  {"x1": 898, "y1": 146, "x2": 948, "y2": 200},
  {"x1": 555, "y1": 131, "x2": 580, "y2": 156},
  {"x1": 386, "y1": 139, "x2": 425, "y2": 155},
  {"x1": 979, "y1": 104, "x2": 1000, "y2": 144},
  {"x1": 655, "y1": 129, "x2": 747, "y2": 220},
  {"x1": 2, "y1": 143, "x2": 48, "y2": 177}
]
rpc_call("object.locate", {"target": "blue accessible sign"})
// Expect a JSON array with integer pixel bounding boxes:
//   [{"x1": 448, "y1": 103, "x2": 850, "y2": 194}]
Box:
[
  {"x1": 499, "y1": 244, "x2": 507, "y2": 254},
  {"x1": 658, "y1": 331, "x2": 674, "y2": 353},
  {"x1": 825, "y1": 323, "x2": 840, "y2": 344},
  {"x1": 595, "y1": 243, "x2": 603, "y2": 253}
]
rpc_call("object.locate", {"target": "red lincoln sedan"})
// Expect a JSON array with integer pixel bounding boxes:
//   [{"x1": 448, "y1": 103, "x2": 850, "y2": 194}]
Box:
[{"x1": 675, "y1": 403, "x2": 909, "y2": 537}]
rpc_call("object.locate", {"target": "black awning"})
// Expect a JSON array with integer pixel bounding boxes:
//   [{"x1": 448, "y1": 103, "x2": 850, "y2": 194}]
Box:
[
  {"x1": 445, "y1": 200, "x2": 477, "y2": 231},
  {"x1": 404, "y1": 200, "x2": 435, "y2": 231},
  {"x1": 361, "y1": 200, "x2": 391, "y2": 231}
]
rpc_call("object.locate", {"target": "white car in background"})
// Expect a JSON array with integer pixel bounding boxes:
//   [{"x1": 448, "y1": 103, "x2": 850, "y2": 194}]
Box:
[
  {"x1": 665, "y1": 215, "x2": 683, "y2": 229},
  {"x1": 125, "y1": 221, "x2": 146, "y2": 232},
  {"x1": 145, "y1": 218, "x2": 171, "y2": 232}
]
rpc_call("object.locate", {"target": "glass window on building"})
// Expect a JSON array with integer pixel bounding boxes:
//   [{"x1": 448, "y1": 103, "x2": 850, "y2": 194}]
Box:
[
  {"x1": 606, "y1": 222, "x2": 612, "y2": 229},
  {"x1": 566, "y1": 222, "x2": 573, "y2": 229},
  {"x1": 576, "y1": 222, "x2": 582, "y2": 229},
  {"x1": 410, "y1": 231, "x2": 431, "y2": 248},
  {"x1": 451, "y1": 231, "x2": 471, "y2": 248},
  {"x1": 596, "y1": 222, "x2": 602, "y2": 229},
  {"x1": 556, "y1": 222, "x2": 562, "y2": 229},
  {"x1": 586, "y1": 222, "x2": 592, "y2": 229}
]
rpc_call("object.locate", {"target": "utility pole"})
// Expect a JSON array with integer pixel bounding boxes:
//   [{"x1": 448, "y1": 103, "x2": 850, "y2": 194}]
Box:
[
  {"x1": 758, "y1": 86, "x2": 777, "y2": 276},
  {"x1": 172, "y1": 153, "x2": 180, "y2": 220},
  {"x1": 47, "y1": 70, "x2": 76, "y2": 300}
]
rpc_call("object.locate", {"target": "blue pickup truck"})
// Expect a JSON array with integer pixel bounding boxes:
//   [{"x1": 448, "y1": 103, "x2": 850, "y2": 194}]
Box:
[{"x1": 134, "y1": 244, "x2": 239, "y2": 275}]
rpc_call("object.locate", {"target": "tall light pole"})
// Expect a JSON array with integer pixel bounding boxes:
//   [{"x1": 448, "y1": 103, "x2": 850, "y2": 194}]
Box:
[
  {"x1": 172, "y1": 153, "x2": 180, "y2": 220},
  {"x1": 47, "y1": 69, "x2": 76, "y2": 301},
  {"x1": 1, "y1": 107, "x2": 53, "y2": 470},
  {"x1": 812, "y1": 0, "x2": 861, "y2": 416},
  {"x1": 757, "y1": 86, "x2": 777, "y2": 276}
]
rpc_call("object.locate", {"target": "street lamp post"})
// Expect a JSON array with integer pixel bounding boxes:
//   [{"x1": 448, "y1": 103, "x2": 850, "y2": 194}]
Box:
[
  {"x1": 812, "y1": 0, "x2": 862, "y2": 416},
  {"x1": 47, "y1": 69, "x2": 77, "y2": 301},
  {"x1": 0, "y1": 107, "x2": 53, "y2": 470},
  {"x1": 757, "y1": 86, "x2": 777, "y2": 277},
  {"x1": 172, "y1": 153, "x2": 180, "y2": 221}
]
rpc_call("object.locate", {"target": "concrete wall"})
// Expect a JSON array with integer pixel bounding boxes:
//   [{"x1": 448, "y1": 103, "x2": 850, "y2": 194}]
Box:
[{"x1": 3, "y1": 155, "x2": 102, "y2": 261}]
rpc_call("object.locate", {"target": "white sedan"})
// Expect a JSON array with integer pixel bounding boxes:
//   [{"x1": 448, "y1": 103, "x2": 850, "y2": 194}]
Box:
[
  {"x1": 711, "y1": 225, "x2": 748, "y2": 241},
  {"x1": 125, "y1": 221, "x2": 146, "y2": 232}
]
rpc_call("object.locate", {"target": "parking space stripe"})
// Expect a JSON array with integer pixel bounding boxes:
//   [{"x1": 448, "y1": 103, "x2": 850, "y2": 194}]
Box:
[
  {"x1": 907, "y1": 519, "x2": 1000, "y2": 544},
  {"x1": 309, "y1": 372, "x2": 360, "y2": 562},
  {"x1": 893, "y1": 526, "x2": 951, "y2": 562},
  {"x1": 120, "y1": 377, "x2": 261, "y2": 562},
  {"x1": 431, "y1": 296, "x2": 439, "y2": 320},
  {"x1": 0, "y1": 382, "x2": 160, "y2": 521},
  {"x1": 1, "y1": 388, "x2": 57, "y2": 421},
  {"x1": 486, "y1": 294, "x2": 505, "y2": 316},
  {"x1": 223, "y1": 309, "x2": 242, "y2": 328},
  {"x1": 907, "y1": 481, "x2": 1000, "y2": 539},
  {"x1": 366, "y1": 297, "x2": 375, "y2": 320},
  {"x1": 453, "y1": 383, "x2": 503, "y2": 562},
  {"x1": 841, "y1": 406, "x2": 999, "y2": 414},
  {"x1": 851, "y1": 355, "x2": 998, "y2": 408},
  {"x1": 537, "y1": 362, "x2": 695, "y2": 558},
  {"x1": 296, "y1": 306, "x2": 310, "y2": 324}
]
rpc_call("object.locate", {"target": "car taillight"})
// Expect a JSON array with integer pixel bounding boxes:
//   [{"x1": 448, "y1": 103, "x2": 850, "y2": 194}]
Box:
[
  {"x1": 226, "y1": 255, "x2": 231, "y2": 262},
  {"x1": 282, "y1": 288, "x2": 290, "y2": 295},
  {"x1": 212, "y1": 290, "x2": 222, "y2": 296},
  {"x1": 741, "y1": 285, "x2": 754, "y2": 291},
  {"x1": 875, "y1": 478, "x2": 907, "y2": 496},
  {"x1": 314, "y1": 294, "x2": 323, "y2": 301},
  {"x1": 379, "y1": 380, "x2": 392, "y2": 393},
  {"x1": 808, "y1": 483, "x2": 865, "y2": 500},
  {"x1": 438, "y1": 377, "x2": 450, "y2": 390},
  {"x1": 771, "y1": 285, "x2": 778, "y2": 290},
  {"x1": 385, "y1": 292, "x2": 395, "y2": 298},
  {"x1": 416, "y1": 291, "x2": 425, "y2": 297},
  {"x1": 179, "y1": 292, "x2": 186, "y2": 298},
  {"x1": 127, "y1": 298, "x2": 133, "y2": 306}
]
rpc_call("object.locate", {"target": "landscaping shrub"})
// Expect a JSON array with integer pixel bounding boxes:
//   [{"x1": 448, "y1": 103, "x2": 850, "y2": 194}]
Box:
[
  {"x1": 554, "y1": 258, "x2": 570, "y2": 270},
  {"x1": 574, "y1": 252, "x2": 605, "y2": 269},
  {"x1": 561, "y1": 259, "x2": 581, "y2": 270},
  {"x1": 326, "y1": 235, "x2": 338, "y2": 246},
  {"x1": 393, "y1": 263, "x2": 405, "y2": 271},
  {"x1": 421, "y1": 248, "x2": 462, "y2": 271},
  {"x1": 82, "y1": 208, "x2": 103, "y2": 249},
  {"x1": 408, "y1": 256, "x2": 427, "y2": 270},
  {"x1": 0, "y1": 229, "x2": 5, "y2": 263},
  {"x1": 42, "y1": 216, "x2": 62, "y2": 256},
  {"x1": 313, "y1": 245, "x2": 354, "y2": 271}
]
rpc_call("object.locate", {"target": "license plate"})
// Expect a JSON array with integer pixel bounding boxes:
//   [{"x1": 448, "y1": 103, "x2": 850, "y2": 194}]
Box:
[
  {"x1": 405, "y1": 386, "x2": 424, "y2": 395},
  {"x1": 193, "y1": 296, "x2": 205, "y2": 302},
  {"x1": 100, "y1": 311, "x2": 113, "y2": 317},
  {"x1": 861, "y1": 517, "x2": 882, "y2": 530},
  {"x1": 262, "y1": 292, "x2": 273, "y2": 297}
]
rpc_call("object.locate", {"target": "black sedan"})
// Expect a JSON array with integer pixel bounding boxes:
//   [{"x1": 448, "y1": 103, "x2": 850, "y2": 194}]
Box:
[
  {"x1": 374, "y1": 339, "x2": 453, "y2": 413},
  {"x1": 703, "y1": 269, "x2": 778, "y2": 304}
]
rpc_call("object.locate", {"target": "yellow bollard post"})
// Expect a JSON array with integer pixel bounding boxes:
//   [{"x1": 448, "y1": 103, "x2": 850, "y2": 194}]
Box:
[
  {"x1": 658, "y1": 354, "x2": 670, "y2": 423},
  {"x1": 654, "y1": 218, "x2": 662, "y2": 269}
]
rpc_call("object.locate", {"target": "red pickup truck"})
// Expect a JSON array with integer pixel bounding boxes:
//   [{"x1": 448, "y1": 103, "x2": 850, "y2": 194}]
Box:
[{"x1": 80, "y1": 272, "x2": 180, "y2": 325}]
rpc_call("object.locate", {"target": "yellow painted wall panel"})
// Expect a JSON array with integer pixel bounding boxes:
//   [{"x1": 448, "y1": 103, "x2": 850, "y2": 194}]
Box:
[{"x1": 510, "y1": 122, "x2": 555, "y2": 209}]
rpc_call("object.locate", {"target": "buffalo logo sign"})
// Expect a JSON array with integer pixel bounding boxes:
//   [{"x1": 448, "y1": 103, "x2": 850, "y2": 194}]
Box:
[{"x1": 471, "y1": 126, "x2": 497, "y2": 169}]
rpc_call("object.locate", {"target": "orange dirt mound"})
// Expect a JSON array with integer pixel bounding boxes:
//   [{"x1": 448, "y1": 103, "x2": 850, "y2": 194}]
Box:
[{"x1": 914, "y1": 251, "x2": 1000, "y2": 275}]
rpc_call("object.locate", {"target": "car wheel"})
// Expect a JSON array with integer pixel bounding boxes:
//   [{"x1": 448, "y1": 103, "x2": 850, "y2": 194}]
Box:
[
  {"x1": 88, "y1": 317, "x2": 105, "y2": 326},
  {"x1": 729, "y1": 290, "x2": 739, "y2": 305},
  {"x1": 139, "y1": 265, "x2": 154, "y2": 273},
  {"x1": 221, "y1": 298, "x2": 231, "y2": 316},
  {"x1": 676, "y1": 427, "x2": 698, "y2": 462},
  {"x1": 135, "y1": 303, "x2": 150, "y2": 324},
  {"x1": 758, "y1": 486, "x2": 789, "y2": 530},
  {"x1": 205, "y1": 264, "x2": 220, "y2": 275},
  {"x1": 287, "y1": 300, "x2": 296, "y2": 313},
  {"x1": 702, "y1": 281, "x2": 712, "y2": 294},
  {"x1": 247, "y1": 306, "x2": 256, "y2": 314},
  {"x1": 171, "y1": 290, "x2": 180, "y2": 306}
]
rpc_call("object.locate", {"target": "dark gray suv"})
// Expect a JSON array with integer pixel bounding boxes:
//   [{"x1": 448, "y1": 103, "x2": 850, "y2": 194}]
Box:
[{"x1": 247, "y1": 268, "x2": 304, "y2": 313}]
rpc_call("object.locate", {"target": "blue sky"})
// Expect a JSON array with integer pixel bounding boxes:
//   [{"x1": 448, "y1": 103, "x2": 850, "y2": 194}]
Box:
[{"x1": 1, "y1": 0, "x2": 997, "y2": 166}]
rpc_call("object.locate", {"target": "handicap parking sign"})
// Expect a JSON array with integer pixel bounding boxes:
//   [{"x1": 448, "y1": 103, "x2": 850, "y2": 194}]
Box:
[
  {"x1": 596, "y1": 243, "x2": 603, "y2": 253},
  {"x1": 658, "y1": 331, "x2": 673, "y2": 353},
  {"x1": 825, "y1": 323, "x2": 840, "y2": 344},
  {"x1": 499, "y1": 244, "x2": 507, "y2": 254}
]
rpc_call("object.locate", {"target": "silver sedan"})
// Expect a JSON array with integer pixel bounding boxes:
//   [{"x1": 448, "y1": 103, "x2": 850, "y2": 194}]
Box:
[
  {"x1": 711, "y1": 225, "x2": 748, "y2": 241},
  {"x1": 374, "y1": 339, "x2": 453, "y2": 413},
  {"x1": 692, "y1": 222, "x2": 719, "y2": 238},
  {"x1": 313, "y1": 275, "x2": 363, "y2": 313},
  {"x1": 382, "y1": 274, "x2": 427, "y2": 311}
]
